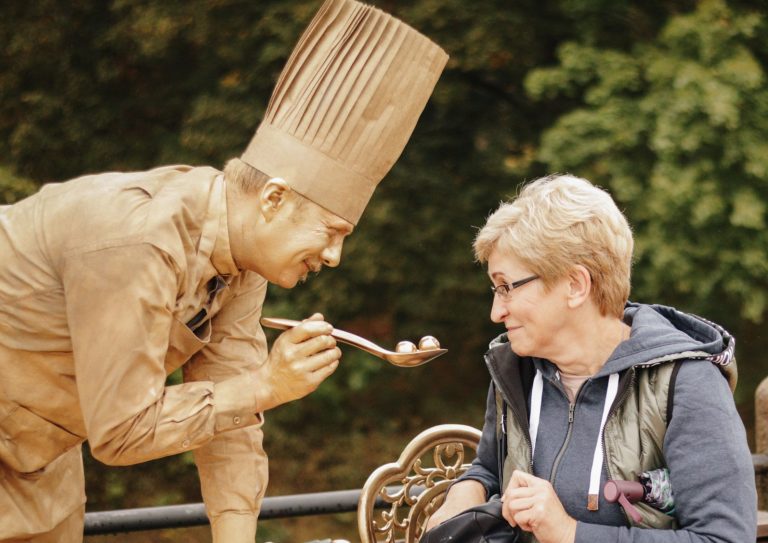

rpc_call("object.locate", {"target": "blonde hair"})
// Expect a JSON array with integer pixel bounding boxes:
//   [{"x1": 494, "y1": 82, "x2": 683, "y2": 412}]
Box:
[{"x1": 474, "y1": 174, "x2": 633, "y2": 318}]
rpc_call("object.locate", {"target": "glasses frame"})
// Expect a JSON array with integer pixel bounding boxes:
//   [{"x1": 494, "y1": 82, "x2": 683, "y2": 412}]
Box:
[{"x1": 490, "y1": 274, "x2": 539, "y2": 300}]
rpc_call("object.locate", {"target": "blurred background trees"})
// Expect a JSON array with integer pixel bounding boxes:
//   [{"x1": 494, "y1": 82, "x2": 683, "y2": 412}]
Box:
[{"x1": 1, "y1": 0, "x2": 767, "y2": 540}]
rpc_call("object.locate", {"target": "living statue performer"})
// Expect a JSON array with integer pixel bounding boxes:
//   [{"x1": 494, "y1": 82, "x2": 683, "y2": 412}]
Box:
[{"x1": 0, "y1": 1, "x2": 448, "y2": 540}]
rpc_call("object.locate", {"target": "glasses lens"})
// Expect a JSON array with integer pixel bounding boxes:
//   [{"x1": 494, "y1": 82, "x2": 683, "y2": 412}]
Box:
[{"x1": 495, "y1": 284, "x2": 511, "y2": 298}]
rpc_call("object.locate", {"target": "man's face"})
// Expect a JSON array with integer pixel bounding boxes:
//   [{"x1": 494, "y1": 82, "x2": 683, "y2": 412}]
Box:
[
  {"x1": 265, "y1": 195, "x2": 354, "y2": 288},
  {"x1": 229, "y1": 181, "x2": 354, "y2": 288}
]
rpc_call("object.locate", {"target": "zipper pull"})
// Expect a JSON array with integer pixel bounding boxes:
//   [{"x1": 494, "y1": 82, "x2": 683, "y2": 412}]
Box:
[
  {"x1": 501, "y1": 410, "x2": 507, "y2": 434},
  {"x1": 568, "y1": 403, "x2": 575, "y2": 424}
]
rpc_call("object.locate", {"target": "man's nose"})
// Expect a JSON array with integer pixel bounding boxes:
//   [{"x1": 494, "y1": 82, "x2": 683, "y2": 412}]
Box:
[{"x1": 321, "y1": 239, "x2": 343, "y2": 268}]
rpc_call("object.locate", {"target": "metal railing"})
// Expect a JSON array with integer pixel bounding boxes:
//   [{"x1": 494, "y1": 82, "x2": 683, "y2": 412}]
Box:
[
  {"x1": 84, "y1": 488, "x2": 386, "y2": 535},
  {"x1": 84, "y1": 455, "x2": 768, "y2": 536}
]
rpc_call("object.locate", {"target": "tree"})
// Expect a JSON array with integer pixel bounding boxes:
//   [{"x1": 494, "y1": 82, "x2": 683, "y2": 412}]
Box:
[{"x1": 526, "y1": 0, "x2": 768, "y2": 401}]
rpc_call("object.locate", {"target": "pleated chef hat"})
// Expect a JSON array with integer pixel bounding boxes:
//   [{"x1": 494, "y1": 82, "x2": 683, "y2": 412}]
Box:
[{"x1": 241, "y1": 0, "x2": 448, "y2": 225}]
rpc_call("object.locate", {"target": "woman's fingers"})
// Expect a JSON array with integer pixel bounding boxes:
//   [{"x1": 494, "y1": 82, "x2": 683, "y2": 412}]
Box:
[
  {"x1": 501, "y1": 489, "x2": 536, "y2": 526},
  {"x1": 501, "y1": 471, "x2": 577, "y2": 543}
]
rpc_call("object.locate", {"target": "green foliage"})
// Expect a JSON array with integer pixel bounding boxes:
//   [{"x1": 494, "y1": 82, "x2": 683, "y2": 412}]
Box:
[
  {"x1": 527, "y1": 0, "x2": 768, "y2": 327},
  {"x1": 0, "y1": 166, "x2": 37, "y2": 204}
]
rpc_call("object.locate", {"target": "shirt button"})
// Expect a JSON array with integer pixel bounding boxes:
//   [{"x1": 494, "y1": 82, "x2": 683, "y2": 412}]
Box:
[
  {"x1": 182, "y1": 439, "x2": 190, "y2": 448},
  {"x1": 233, "y1": 416, "x2": 241, "y2": 425}
]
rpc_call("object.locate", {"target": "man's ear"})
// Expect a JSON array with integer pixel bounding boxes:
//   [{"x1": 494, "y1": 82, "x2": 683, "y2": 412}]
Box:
[
  {"x1": 259, "y1": 178, "x2": 292, "y2": 220},
  {"x1": 566, "y1": 265, "x2": 592, "y2": 309}
]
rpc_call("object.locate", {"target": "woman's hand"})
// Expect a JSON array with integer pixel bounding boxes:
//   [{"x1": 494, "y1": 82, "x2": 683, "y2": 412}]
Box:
[
  {"x1": 255, "y1": 313, "x2": 341, "y2": 410},
  {"x1": 501, "y1": 470, "x2": 577, "y2": 543},
  {"x1": 425, "y1": 480, "x2": 487, "y2": 531}
]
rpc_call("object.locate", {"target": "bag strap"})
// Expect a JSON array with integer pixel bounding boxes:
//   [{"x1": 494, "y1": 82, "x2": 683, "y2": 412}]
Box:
[{"x1": 665, "y1": 360, "x2": 683, "y2": 424}]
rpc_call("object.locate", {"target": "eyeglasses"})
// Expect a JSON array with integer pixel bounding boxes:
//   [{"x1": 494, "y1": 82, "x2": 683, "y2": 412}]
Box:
[{"x1": 490, "y1": 275, "x2": 539, "y2": 300}]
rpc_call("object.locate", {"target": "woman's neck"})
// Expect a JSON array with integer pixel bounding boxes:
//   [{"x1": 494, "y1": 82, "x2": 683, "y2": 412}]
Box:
[{"x1": 549, "y1": 312, "x2": 631, "y2": 376}]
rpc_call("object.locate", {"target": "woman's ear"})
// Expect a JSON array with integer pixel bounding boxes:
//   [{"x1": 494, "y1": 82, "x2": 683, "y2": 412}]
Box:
[
  {"x1": 567, "y1": 265, "x2": 592, "y2": 309},
  {"x1": 259, "y1": 178, "x2": 292, "y2": 220}
]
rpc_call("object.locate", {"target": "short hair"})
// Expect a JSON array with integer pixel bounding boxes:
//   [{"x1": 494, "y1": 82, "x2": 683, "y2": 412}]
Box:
[
  {"x1": 473, "y1": 174, "x2": 633, "y2": 318},
  {"x1": 223, "y1": 158, "x2": 270, "y2": 193},
  {"x1": 223, "y1": 157, "x2": 310, "y2": 215}
]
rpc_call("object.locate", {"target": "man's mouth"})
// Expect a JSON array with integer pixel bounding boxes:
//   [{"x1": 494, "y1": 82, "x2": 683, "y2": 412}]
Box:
[{"x1": 300, "y1": 261, "x2": 322, "y2": 282}]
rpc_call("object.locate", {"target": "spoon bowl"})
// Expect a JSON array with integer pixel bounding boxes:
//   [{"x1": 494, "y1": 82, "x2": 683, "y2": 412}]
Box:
[{"x1": 260, "y1": 317, "x2": 447, "y2": 368}]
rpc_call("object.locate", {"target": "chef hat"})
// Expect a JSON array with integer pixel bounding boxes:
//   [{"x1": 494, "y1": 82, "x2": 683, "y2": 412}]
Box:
[{"x1": 240, "y1": 0, "x2": 448, "y2": 225}]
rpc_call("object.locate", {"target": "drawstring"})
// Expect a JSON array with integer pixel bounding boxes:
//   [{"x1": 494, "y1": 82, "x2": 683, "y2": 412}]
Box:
[
  {"x1": 588, "y1": 373, "x2": 619, "y2": 510},
  {"x1": 528, "y1": 370, "x2": 619, "y2": 511},
  {"x1": 529, "y1": 371, "x2": 544, "y2": 458}
]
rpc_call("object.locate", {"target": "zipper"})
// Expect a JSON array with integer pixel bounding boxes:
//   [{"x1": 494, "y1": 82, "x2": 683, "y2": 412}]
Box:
[
  {"x1": 601, "y1": 368, "x2": 636, "y2": 524},
  {"x1": 548, "y1": 380, "x2": 583, "y2": 485},
  {"x1": 484, "y1": 351, "x2": 534, "y2": 473},
  {"x1": 602, "y1": 368, "x2": 635, "y2": 482}
]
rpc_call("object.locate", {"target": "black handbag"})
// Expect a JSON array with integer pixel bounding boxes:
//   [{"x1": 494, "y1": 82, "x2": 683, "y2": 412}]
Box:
[{"x1": 421, "y1": 498, "x2": 519, "y2": 543}]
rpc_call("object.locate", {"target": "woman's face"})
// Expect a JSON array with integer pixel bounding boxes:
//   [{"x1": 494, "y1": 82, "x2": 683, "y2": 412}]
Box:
[{"x1": 487, "y1": 249, "x2": 570, "y2": 359}]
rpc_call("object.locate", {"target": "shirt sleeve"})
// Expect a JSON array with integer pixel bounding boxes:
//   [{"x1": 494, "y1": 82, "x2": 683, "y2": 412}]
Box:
[
  {"x1": 62, "y1": 243, "x2": 237, "y2": 465},
  {"x1": 456, "y1": 383, "x2": 500, "y2": 498},
  {"x1": 575, "y1": 360, "x2": 757, "y2": 543},
  {"x1": 183, "y1": 271, "x2": 270, "y2": 542}
]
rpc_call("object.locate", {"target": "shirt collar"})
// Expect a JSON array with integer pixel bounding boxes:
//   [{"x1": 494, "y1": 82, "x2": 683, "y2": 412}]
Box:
[{"x1": 210, "y1": 175, "x2": 240, "y2": 277}]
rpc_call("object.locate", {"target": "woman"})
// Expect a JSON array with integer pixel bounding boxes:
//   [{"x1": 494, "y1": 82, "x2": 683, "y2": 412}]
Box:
[{"x1": 427, "y1": 175, "x2": 756, "y2": 542}]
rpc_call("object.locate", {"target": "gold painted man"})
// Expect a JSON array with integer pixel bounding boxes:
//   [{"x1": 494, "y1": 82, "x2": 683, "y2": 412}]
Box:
[{"x1": 0, "y1": 1, "x2": 448, "y2": 541}]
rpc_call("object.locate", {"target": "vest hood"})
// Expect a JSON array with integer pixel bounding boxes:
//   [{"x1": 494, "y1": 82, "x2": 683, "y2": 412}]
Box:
[
  {"x1": 486, "y1": 302, "x2": 736, "y2": 387},
  {"x1": 597, "y1": 302, "x2": 734, "y2": 379}
]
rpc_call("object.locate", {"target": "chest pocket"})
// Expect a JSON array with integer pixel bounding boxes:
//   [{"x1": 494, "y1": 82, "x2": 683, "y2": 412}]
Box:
[
  {"x1": 165, "y1": 276, "x2": 230, "y2": 375},
  {"x1": 165, "y1": 317, "x2": 209, "y2": 375}
]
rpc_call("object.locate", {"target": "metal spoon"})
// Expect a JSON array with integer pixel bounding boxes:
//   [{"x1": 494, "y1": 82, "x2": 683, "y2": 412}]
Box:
[{"x1": 260, "y1": 317, "x2": 447, "y2": 368}]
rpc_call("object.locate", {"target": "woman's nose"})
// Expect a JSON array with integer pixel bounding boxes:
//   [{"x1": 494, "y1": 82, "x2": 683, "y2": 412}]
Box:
[{"x1": 490, "y1": 295, "x2": 509, "y2": 323}]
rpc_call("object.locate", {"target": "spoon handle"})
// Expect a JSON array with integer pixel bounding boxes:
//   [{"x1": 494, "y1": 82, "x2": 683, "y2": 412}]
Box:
[{"x1": 260, "y1": 317, "x2": 388, "y2": 358}]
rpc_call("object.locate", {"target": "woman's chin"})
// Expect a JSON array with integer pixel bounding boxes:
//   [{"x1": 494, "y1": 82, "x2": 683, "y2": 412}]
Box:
[{"x1": 507, "y1": 337, "x2": 531, "y2": 357}]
